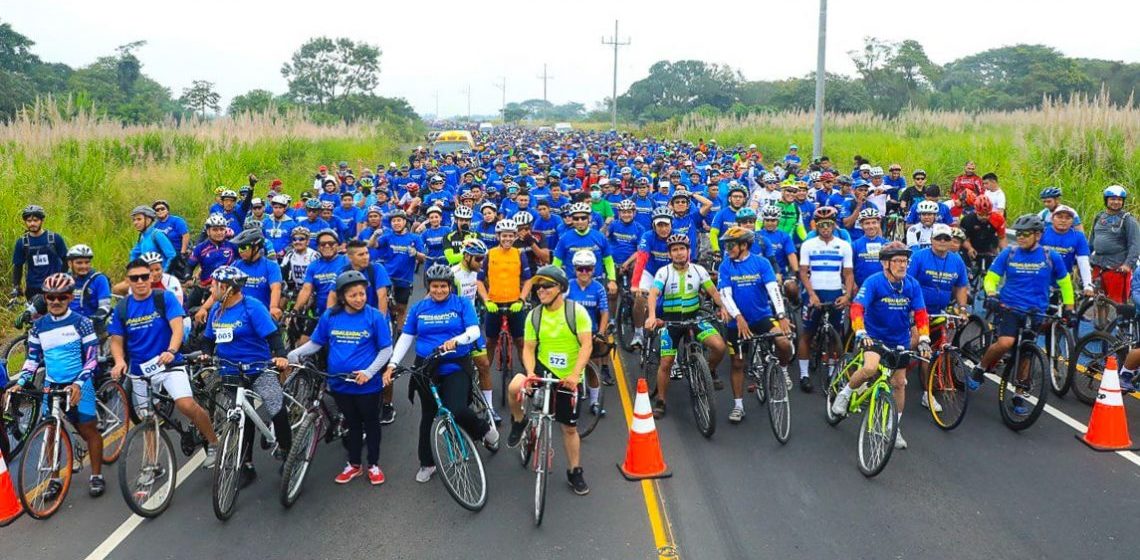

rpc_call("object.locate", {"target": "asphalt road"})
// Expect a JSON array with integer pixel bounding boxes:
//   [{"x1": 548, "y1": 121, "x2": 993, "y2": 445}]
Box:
[{"x1": 8, "y1": 313, "x2": 1140, "y2": 560}]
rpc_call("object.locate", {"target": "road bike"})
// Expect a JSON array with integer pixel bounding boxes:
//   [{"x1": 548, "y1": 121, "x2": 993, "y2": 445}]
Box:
[
  {"x1": 806, "y1": 302, "x2": 845, "y2": 395},
  {"x1": 491, "y1": 303, "x2": 530, "y2": 408},
  {"x1": 742, "y1": 330, "x2": 793, "y2": 444},
  {"x1": 517, "y1": 371, "x2": 578, "y2": 526},
  {"x1": 614, "y1": 272, "x2": 637, "y2": 352},
  {"x1": 659, "y1": 315, "x2": 718, "y2": 438}
]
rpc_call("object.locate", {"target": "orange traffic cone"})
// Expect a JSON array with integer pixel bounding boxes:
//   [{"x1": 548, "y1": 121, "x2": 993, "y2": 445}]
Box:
[
  {"x1": 618, "y1": 378, "x2": 672, "y2": 480},
  {"x1": 1078, "y1": 355, "x2": 1139, "y2": 451},
  {"x1": 0, "y1": 451, "x2": 22, "y2": 526}
]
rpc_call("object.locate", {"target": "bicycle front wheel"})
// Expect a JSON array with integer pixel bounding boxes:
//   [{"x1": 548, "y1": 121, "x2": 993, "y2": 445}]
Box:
[
  {"x1": 97, "y1": 379, "x2": 131, "y2": 464},
  {"x1": 954, "y1": 315, "x2": 989, "y2": 364},
  {"x1": 534, "y1": 416, "x2": 551, "y2": 526},
  {"x1": 927, "y1": 348, "x2": 969, "y2": 430},
  {"x1": 2, "y1": 334, "x2": 28, "y2": 378},
  {"x1": 497, "y1": 338, "x2": 512, "y2": 408},
  {"x1": 430, "y1": 415, "x2": 487, "y2": 511},
  {"x1": 618, "y1": 297, "x2": 636, "y2": 352},
  {"x1": 857, "y1": 385, "x2": 898, "y2": 478},
  {"x1": 1048, "y1": 322, "x2": 1075, "y2": 397},
  {"x1": 765, "y1": 362, "x2": 791, "y2": 444},
  {"x1": 999, "y1": 344, "x2": 1048, "y2": 431},
  {"x1": 577, "y1": 363, "x2": 602, "y2": 439},
  {"x1": 687, "y1": 353, "x2": 717, "y2": 438},
  {"x1": 18, "y1": 419, "x2": 73, "y2": 519},
  {"x1": 812, "y1": 328, "x2": 843, "y2": 397},
  {"x1": 118, "y1": 421, "x2": 176, "y2": 518},
  {"x1": 280, "y1": 411, "x2": 320, "y2": 508},
  {"x1": 212, "y1": 419, "x2": 243, "y2": 521},
  {"x1": 1069, "y1": 331, "x2": 1121, "y2": 406},
  {"x1": 749, "y1": 347, "x2": 767, "y2": 406}
]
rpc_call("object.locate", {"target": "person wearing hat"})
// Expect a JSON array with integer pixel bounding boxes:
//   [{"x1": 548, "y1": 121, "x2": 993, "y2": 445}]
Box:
[
  {"x1": 263, "y1": 195, "x2": 297, "y2": 256},
  {"x1": 1042, "y1": 204, "x2": 1094, "y2": 298},
  {"x1": 783, "y1": 144, "x2": 801, "y2": 167},
  {"x1": 313, "y1": 164, "x2": 332, "y2": 191},
  {"x1": 151, "y1": 200, "x2": 191, "y2": 258},
  {"x1": 588, "y1": 183, "x2": 615, "y2": 231},
  {"x1": 958, "y1": 194, "x2": 1006, "y2": 270},
  {"x1": 129, "y1": 205, "x2": 177, "y2": 272},
  {"x1": 416, "y1": 205, "x2": 451, "y2": 267},
  {"x1": 294, "y1": 229, "x2": 350, "y2": 344},
  {"x1": 666, "y1": 188, "x2": 714, "y2": 262},
  {"x1": 908, "y1": 222, "x2": 970, "y2": 411}
]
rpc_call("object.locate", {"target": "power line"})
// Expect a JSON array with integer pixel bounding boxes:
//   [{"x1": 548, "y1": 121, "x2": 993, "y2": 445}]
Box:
[
  {"x1": 536, "y1": 64, "x2": 554, "y2": 104},
  {"x1": 601, "y1": 20, "x2": 631, "y2": 131}
]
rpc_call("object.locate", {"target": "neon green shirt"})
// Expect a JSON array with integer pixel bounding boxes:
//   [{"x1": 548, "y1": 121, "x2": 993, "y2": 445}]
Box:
[{"x1": 524, "y1": 301, "x2": 592, "y2": 379}]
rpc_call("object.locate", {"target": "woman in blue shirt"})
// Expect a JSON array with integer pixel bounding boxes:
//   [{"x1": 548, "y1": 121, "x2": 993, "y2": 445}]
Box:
[
  {"x1": 383, "y1": 264, "x2": 498, "y2": 484},
  {"x1": 289, "y1": 271, "x2": 393, "y2": 485}
]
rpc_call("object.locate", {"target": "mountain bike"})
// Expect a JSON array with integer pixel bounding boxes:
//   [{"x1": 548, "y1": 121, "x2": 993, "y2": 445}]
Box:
[
  {"x1": 743, "y1": 330, "x2": 793, "y2": 444},
  {"x1": 614, "y1": 273, "x2": 637, "y2": 352},
  {"x1": 806, "y1": 302, "x2": 845, "y2": 395},
  {"x1": 516, "y1": 372, "x2": 578, "y2": 526},
  {"x1": 281, "y1": 365, "x2": 353, "y2": 508},
  {"x1": 1068, "y1": 328, "x2": 1135, "y2": 406},
  {"x1": 660, "y1": 315, "x2": 718, "y2": 438}
]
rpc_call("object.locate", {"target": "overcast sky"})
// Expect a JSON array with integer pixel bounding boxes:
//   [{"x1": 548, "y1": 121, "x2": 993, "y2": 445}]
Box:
[{"x1": 4, "y1": 0, "x2": 1139, "y2": 118}]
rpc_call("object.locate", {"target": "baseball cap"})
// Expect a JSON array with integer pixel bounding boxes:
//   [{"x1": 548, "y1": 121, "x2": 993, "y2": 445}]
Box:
[{"x1": 932, "y1": 223, "x2": 953, "y2": 239}]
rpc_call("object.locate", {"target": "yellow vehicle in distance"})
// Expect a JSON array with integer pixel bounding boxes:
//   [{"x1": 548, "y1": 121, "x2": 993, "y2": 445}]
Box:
[{"x1": 432, "y1": 130, "x2": 475, "y2": 154}]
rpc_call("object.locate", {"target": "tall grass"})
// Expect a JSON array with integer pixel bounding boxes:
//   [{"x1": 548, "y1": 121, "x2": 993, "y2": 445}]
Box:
[
  {"x1": 0, "y1": 99, "x2": 421, "y2": 279},
  {"x1": 661, "y1": 93, "x2": 1140, "y2": 221}
]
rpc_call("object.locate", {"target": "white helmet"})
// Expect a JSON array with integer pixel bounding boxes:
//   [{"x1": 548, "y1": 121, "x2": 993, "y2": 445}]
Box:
[
  {"x1": 270, "y1": 195, "x2": 289, "y2": 206},
  {"x1": 916, "y1": 200, "x2": 940, "y2": 214},
  {"x1": 869, "y1": 166, "x2": 885, "y2": 177},
  {"x1": 454, "y1": 205, "x2": 474, "y2": 220},
  {"x1": 204, "y1": 213, "x2": 228, "y2": 228},
  {"x1": 495, "y1": 219, "x2": 517, "y2": 233},
  {"x1": 572, "y1": 251, "x2": 597, "y2": 268},
  {"x1": 67, "y1": 244, "x2": 95, "y2": 260}
]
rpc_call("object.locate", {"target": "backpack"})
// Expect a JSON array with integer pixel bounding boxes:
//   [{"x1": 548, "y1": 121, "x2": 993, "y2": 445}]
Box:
[
  {"x1": 114, "y1": 290, "x2": 169, "y2": 350},
  {"x1": 529, "y1": 300, "x2": 581, "y2": 343},
  {"x1": 22, "y1": 231, "x2": 59, "y2": 264},
  {"x1": 78, "y1": 271, "x2": 106, "y2": 310}
]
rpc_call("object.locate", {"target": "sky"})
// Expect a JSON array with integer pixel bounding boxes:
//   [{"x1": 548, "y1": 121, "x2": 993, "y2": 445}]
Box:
[{"x1": 4, "y1": 0, "x2": 1139, "y2": 118}]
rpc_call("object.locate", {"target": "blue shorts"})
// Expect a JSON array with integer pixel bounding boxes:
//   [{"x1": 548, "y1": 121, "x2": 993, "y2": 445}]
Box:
[
  {"x1": 801, "y1": 289, "x2": 846, "y2": 332},
  {"x1": 43, "y1": 381, "x2": 97, "y2": 425}
]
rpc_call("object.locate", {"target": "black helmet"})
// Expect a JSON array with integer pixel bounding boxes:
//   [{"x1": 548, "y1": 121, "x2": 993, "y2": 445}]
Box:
[
  {"x1": 1012, "y1": 213, "x2": 1045, "y2": 233},
  {"x1": 232, "y1": 227, "x2": 264, "y2": 247},
  {"x1": 533, "y1": 265, "x2": 569, "y2": 292},
  {"x1": 21, "y1": 204, "x2": 45, "y2": 220},
  {"x1": 424, "y1": 264, "x2": 454, "y2": 284},
  {"x1": 878, "y1": 241, "x2": 912, "y2": 261},
  {"x1": 335, "y1": 270, "x2": 368, "y2": 293}
]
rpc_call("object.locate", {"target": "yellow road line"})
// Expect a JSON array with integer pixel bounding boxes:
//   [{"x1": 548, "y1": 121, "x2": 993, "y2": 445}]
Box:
[{"x1": 611, "y1": 347, "x2": 680, "y2": 559}]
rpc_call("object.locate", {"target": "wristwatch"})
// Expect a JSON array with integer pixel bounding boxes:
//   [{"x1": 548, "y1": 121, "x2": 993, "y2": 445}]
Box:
[{"x1": 776, "y1": 313, "x2": 787, "y2": 320}]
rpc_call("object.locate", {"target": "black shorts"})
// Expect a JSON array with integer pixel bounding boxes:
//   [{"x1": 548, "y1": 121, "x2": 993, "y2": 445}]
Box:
[
  {"x1": 536, "y1": 365, "x2": 579, "y2": 427},
  {"x1": 393, "y1": 286, "x2": 412, "y2": 305},
  {"x1": 725, "y1": 317, "x2": 780, "y2": 354},
  {"x1": 995, "y1": 311, "x2": 1039, "y2": 339},
  {"x1": 869, "y1": 346, "x2": 911, "y2": 371}
]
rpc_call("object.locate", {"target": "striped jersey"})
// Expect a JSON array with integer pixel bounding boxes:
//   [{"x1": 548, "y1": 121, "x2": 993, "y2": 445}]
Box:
[{"x1": 799, "y1": 236, "x2": 853, "y2": 292}]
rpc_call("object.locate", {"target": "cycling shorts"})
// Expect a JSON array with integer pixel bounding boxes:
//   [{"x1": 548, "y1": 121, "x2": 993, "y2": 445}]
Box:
[
  {"x1": 725, "y1": 317, "x2": 780, "y2": 355},
  {"x1": 660, "y1": 320, "x2": 719, "y2": 358},
  {"x1": 533, "y1": 364, "x2": 579, "y2": 427},
  {"x1": 45, "y1": 381, "x2": 96, "y2": 425},
  {"x1": 484, "y1": 308, "x2": 525, "y2": 339},
  {"x1": 393, "y1": 286, "x2": 412, "y2": 305},
  {"x1": 866, "y1": 345, "x2": 911, "y2": 371},
  {"x1": 1092, "y1": 266, "x2": 1131, "y2": 304},
  {"x1": 801, "y1": 290, "x2": 845, "y2": 332},
  {"x1": 994, "y1": 310, "x2": 1040, "y2": 339},
  {"x1": 130, "y1": 365, "x2": 193, "y2": 410}
]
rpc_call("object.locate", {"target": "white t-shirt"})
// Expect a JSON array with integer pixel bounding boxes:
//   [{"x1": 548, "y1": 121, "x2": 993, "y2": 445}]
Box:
[
  {"x1": 906, "y1": 223, "x2": 935, "y2": 250},
  {"x1": 799, "y1": 236, "x2": 853, "y2": 292},
  {"x1": 452, "y1": 264, "x2": 480, "y2": 300},
  {"x1": 985, "y1": 189, "x2": 1006, "y2": 211}
]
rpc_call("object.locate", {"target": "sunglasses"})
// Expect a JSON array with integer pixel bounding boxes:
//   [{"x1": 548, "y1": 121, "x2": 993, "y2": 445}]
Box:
[
  {"x1": 1015, "y1": 231, "x2": 1036, "y2": 238},
  {"x1": 571, "y1": 216, "x2": 589, "y2": 221},
  {"x1": 292, "y1": 237, "x2": 309, "y2": 242},
  {"x1": 154, "y1": 207, "x2": 168, "y2": 212},
  {"x1": 238, "y1": 244, "x2": 255, "y2": 251},
  {"x1": 318, "y1": 241, "x2": 338, "y2": 247},
  {"x1": 534, "y1": 282, "x2": 558, "y2": 291},
  {"x1": 816, "y1": 221, "x2": 836, "y2": 227},
  {"x1": 575, "y1": 266, "x2": 594, "y2": 273},
  {"x1": 468, "y1": 255, "x2": 485, "y2": 262},
  {"x1": 128, "y1": 274, "x2": 151, "y2": 282},
  {"x1": 933, "y1": 235, "x2": 953, "y2": 242},
  {"x1": 44, "y1": 294, "x2": 71, "y2": 302}
]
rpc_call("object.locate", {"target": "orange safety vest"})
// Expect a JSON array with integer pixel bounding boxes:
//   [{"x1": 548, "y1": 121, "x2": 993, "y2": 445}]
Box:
[{"x1": 487, "y1": 246, "x2": 523, "y2": 303}]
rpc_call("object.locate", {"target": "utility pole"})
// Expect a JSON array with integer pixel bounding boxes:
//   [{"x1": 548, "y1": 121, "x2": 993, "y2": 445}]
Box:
[
  {"x1": 812, "y1": 0, "x2": 827, "y2": 160},
  {"x1": 536, "y1": 64, "x2": 554, "y2": 104},
  {"x1": 601, "y1": 20, "x2": 630, "y2": 131},
  {"x1": 492, "y1": 77, "x2": 506, "y2": 121},
  {"x1": 461, "y1": 85, "x2": 471, "y2": 122},
  {"x1": 433, "y1": 90, "x2": 439, "y2": 120}
]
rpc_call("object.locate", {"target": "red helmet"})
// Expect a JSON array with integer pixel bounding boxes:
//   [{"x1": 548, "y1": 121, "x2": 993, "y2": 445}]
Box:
[
  {"x1": 42, "y1": 273, "x2": 76, "y2": 295},
  {"x1": 974, "y1": 194, "x2": 993, "y2": 215},
  {"x1": 813, "y1": 206, "x2": 838, "y2": 221}
]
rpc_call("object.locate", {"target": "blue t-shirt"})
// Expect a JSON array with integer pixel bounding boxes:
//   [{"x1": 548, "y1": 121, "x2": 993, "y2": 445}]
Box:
[
  {"x1": 988, "y1": 246, "x2": 1069, "y2": 313},
  {"x1": 851, "y1": 235, "x2": 888, "y2": 287},
  {"x1": 203, "y1": 298, "x2": 279, "y2": 375},
  {"x1": 234, "y1": 256, "x2": 283, "y2": 309},
  {"x1": 403, "y1": 295, "x2": 479, "y2": 376},
  {"x1": 332, "y1": 206, "x2": 363, "y2": 241},
  {"x1": 153, "y1": 215, "x2": 189, "y2": 251},
  {"x1": 376, "y1": 231, "x2": 425, "y2": 287},
  {"x1": 760, "y1": 229, "x2": 796, "y2": 274},
  {"x1": 567, "y1": 280, "x2": 609, "y2": 333},
  {"x1": 312, "y1": 306, "x2": 392, "y2": 394},
  {"x1": 1041, "y1": 228, "x2": 1091, "y2": 271},
  {"x1": 553, "y1": 228, "x2": 613, "y2": 280},
  {"x1": 421, "y1": 225, "x2": 450, "y2": 263},
  {"x1": 854, "y1": 272, "x2": 926, "y2": 349},
  {"x1": 189, "y1": 240, "x2": 238, "y2": 285},
  {"x1": 304, "y1": 255, "x2": 350, "y2": 314},
  {"x1": 636, "y1": 231, "x2": 673, "y2": 279},
  {"x1": 907, "y1": 248, "x2": 968, "y2": 313},
  {"x1": 607, "y1": 220, "x2": 645, "y2": 266},
  {"x1": 107, "y1": 290, "x2": 186, "y2": 375},
  {"x1": 70, "y1": 271, "x2": 112, "y2": 318},
  {"x1": 263, "y1": 216, "x2": 297, "y2": 255},
  {"x1": 717, "y1": 254, "x2": 779, "y2": 324},
  {"x1": 532, "y1": 216, "x2": 561, "y2": 251}
]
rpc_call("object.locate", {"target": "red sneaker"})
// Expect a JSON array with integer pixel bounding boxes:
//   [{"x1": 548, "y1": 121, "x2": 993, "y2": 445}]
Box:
[
  {"x1": 367, "y1": 465, "x2": 385, "y2": 486},
  {"x1": 335, "y1": 464, "x2": 363, "y2": 484}
]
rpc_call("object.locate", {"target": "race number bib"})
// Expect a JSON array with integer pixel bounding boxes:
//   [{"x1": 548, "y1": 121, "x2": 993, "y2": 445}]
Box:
[
  {"x1": 215, "y1": 328, "x2": 234, "y2": 343},
  {"x1": 548, "y1": 352, "x2": 568, "y2": 369},
  {"x1": 32, "y1": 254, "x2": 49, "y2": 267},
  {"x1": 139, "y1": 355, "x2": 164, "y2": 376}
]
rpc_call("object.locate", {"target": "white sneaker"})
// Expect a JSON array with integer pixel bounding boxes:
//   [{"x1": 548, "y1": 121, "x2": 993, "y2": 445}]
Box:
[
  {"x1": 630, "y1": 333, "x2": 644, "y2": 349},
  {"x1": 782, "y1": 367, "x2": 792, "y2": 391},
  {"x1": 415, "y1": 466, "x2": 436, "y2": 483},
  {"x1": 894, "y1": 430, "x2": 908, "y2": 450},
  {"x1": 921, "y1": 393, "x2": 943, "y2": 413},
  {"x1": 830, "y1": 389, "x2": 851, "y2": 416},
  {"x1": 483, "y1": 425, "x2": 500, "y2": 451}
]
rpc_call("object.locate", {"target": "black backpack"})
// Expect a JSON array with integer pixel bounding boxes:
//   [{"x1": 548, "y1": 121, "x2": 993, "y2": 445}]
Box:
[
  {"x1": 22, "y1": 231, "x2": 59, "y2": 264},
  {"x1": 528, "y1": 300, "x2": 581, "y2": 343}
]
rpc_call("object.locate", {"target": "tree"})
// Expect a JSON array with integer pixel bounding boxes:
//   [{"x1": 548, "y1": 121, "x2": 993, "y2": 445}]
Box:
[
  {"x1": 502, "y1": 102, "x2": 529, "y2": 123},
  {"x1": 618, "y1": 60, "x2": 743, "y2": 121},
  {"x1": 849, "y1": 37, "x2": 940, "y2": 115},
  {"x1": 281, "y1": 37, "x2": 381, "y2": 107},
  {"x1": 114, "y1": 41, "x2": 147, "y2": 95},
  {"x1": 937, "y1": 45, "x2": 1093, "y2": 109},
  {"x1": 227, "y1": 88, "x2": 277, "y2": 115},
  {"x1": 180, "y1": 80, "x2": 221, "y2": 118},
  {"x1": 68, "y1": 55, "x2": 177, "y2": 123}
]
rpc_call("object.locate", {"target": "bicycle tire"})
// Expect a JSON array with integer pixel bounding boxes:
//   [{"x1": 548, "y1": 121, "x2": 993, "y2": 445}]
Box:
[
  {"x1": 3, "y1": 389, "x2": 40, "y2": 458},
  {"x1": 954, "y1": 315, "x2": 989, "y2": 364},
  {"x1": 282, "y1": 372, "x2": 315, "y2": 429},
  {"x1": 765, "y1": 361, "x2": 791, "y2": 444},
  {"x1": 280, "y1": 411, "x2": 320, "y2": 508},
  {"x1": 2, "y1": 334, "x2": 28, "y2": 378},
  {"x1": 641, "y1": 337, "x2": 659, "y2": 398},
  {"x1": 577, "y1": 363, "x2": 602, "y2": 439},
  {"x1": 618, "y1": 296, "x2": 636, "y2": 352},
  {"x1": 1068, "y1": 330, "x2": 1123, "y2": 406},
  {"x1": 1048, "y1": 321, "x2": 1075, "y2": 397},
  {"x1": 534, "y1": 416, "x2": 551, "y2": 526},
  {"x1": 826, "y1": 354, "x2": 858, "y2": 426},
  {"x1": 998, "y1": 344, "x2": 1048, "y2": 431},
  {"x1": 18, "y1": 418, "x2": 73, "y2": 519},
  {"x1": 749, "y1": 345, "x2": 767, "y2": 406},
  {"x1": 212, "y1": 418, "x2": 242, "y2": 521},
  {"x1": 518, "y1": 420, "x2": 535, "y2": 468},
  {"x1": 118, "y1": 421, "x2": 177, "y2": 518},
  {"x1": 469, "y1": 378, "x2": 492, "y2": 427},
  {"x1": 209, "y1": 384, "x2": 234, "y2": 431},
  {"x1": 1077, "y1": 297, "x2": 1119, "y2": 334},
  {"x1": 687, "y1": 349, "x2": 717, "y2": 438},
  {"x1": 497, "y1": 337, "x2": 511, "y2": 408},
  {"x1": 857, "y1": 384, "x2": 898, "y2": 478},
  {"x1": 812, "y1": 327, "x2": 843, "y2": 397},
  {"x1": 97, "y1": 379, "x2": 131, "y2": 464},
  {"x1": 430, "y1": 415, "x2": 487, "y2": 511},
  {"x1": 927, "y1": 348, "x2": 969, "y2": 430}
]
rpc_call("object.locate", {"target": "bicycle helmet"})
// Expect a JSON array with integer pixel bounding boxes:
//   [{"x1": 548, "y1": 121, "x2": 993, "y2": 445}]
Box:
[
  {"x1": 912, "y1": 169, "x2": 927, "y2": 178},
  {"x1": 670, "y1": 190, "x2": 691, "y2": 202},
  {"x1": 916, "y1": 200, "x2": 940, "y2": 214},
  {"x1": 67, "y1": 244, "x2": 94, "y2": 260},
  {"x1": 878, "y1": 241, "x2": 911, "y2": 261},
  {"x1": 813, "y1": 206, "x2": 838, "y2": 221},
  {"x1": 320, "y1": 201, "x2": 334, "y2": 210},
  {"x1": 950, "y1": 227, "x2": 967, "y2": 241},
  {"x1": 635, "y1": 177, "x2": 650, "y2": 186},
  {"x1": 652, "y1": 207, "x2": 674, "y2": 225},
  {"x1": 424, "y1": 205, "x2": 443, "y2": 217},
  {"x1": 513, "y1": 211, "x2": 534, "y2": 226},
  {"x1": 760, "y1": 205, "x2": 782, "y2": 220},
  {"x1": 406, "y1": 182, "x2": 420, "y2": 193},
  {"x1": 533, "y1": 265, "x2": 569, "y2": 292},
  {"x1": 219, "y1": 189, "x2": 237, "y2": 200},
  {"x1": 21, "y1": 204, "x2": 45, "y2": 220},
  {"x1": 1039, "y1": 186, "x2": 1062, "y2": 200},
  {"x1": 315, "y1": 228, "x2": 340, "y2": 243},
  {"x1": 304, "y1": 198, "x2": 321, "y2": 210},
  {"x1": 858, "y1": 207, "x2": 881, "y2": 221},
  {"x1": 42, "y1": 272, "x2": 75, "y2": 294},
  {"x1": 387, "y1": 209, "x2": 408, "y2": 221},
  {"x1": 719, "y1": 226, "x2": 755, "y2": 245},
  {"x1": 572, "y1": 250, "x2": 597, "y2": 267},
  {"x1": 359, "y1": 177, "x2": 374, "y2": 188},
  {"x1": 365, "y1": 205, "x2": 383, "y2": 217},
  {"x1": 429, "y1": 175, "x2": 445, "y2": 185},
  {"x1": 424, "y1": 263, "x2": 454, "y2": 284},
  {"x1": 130, "y1": 205, "x2": 157, "y2": 220},
  {"x1": 140, "y1": 251, "x2": 164, "y2": 266},
  {"x1": 974, "y1": 195, "x2": 993, "y2": 214},
  {"x1": 1104, "y1": 184, "x2": 1129, "y2": 200},
  {"x1": 211, "y1": 266, "x2": 248, "y2": 287},
  {"x1": 292, "y1": 226, "x2": 311, "y2": 239},
  {"x1": 204, "y1": 214, "x2": 228, "y2": 228},
  {"x1": 454, "y1": 205, "x2": 474, "y2": 220},
  {"x1": 666, "y1": 234, "x2": 690, "y2": 248},
  {"x1": 495, "y1": 218, "x2": 517, "y2": 233},
  {"x1": 232, "y1": 227, "x2": 264, "y2": 247},
  {"x1": 1052, "y1": 204, "x2": 1077, "y2": 217},
  {"x1": 762, "y1": 173, "x2": 777, "y2": 183},
  {"x1": 243, "y1": 216, "x2": 262, "y2": 230},
  {"x1": 270, "y1": 195, "x2": 289, "y2": 207},
  {"x1": 1011, "y1": 214, "x2": 1045, "y2": 232},
  {"x1": 616, "y1": 199, "x2": 635, "y2": 212},
  {"x1": 335, "y1": 270, "x2": 369, "y2": 293},
  {"x1": 479, "y1": 201, "x2": 498, "y2": 214},
  {"x1": 214, "y1": 186, "x2": 226, "y2": 196},
  {"x1": 462, "y1": 239, "x2": 488, "y2": 257},
  {"x1": 869, "y1": 167, "x2": 884, "y2": 177},
  {"x1": 735, "y1": 207, "x2": 757, "y2": 221},
  {"x1": 568, "y1": 202, "x2": 592, "y2": 216}
]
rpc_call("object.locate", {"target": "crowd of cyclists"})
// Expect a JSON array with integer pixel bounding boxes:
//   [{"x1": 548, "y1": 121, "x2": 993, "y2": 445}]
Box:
[{"x1": 3, "y1": 124, "x2": 1138, "y2": 517}]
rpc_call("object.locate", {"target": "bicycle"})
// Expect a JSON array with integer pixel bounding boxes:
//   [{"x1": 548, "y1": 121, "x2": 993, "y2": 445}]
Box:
[
  {"x1": 1, "y1": 296, "x2": 40, "y2": 376},
  {"x1": 658, "y1": 314, "x2": 718, "y2": 438},
  {"x1": 1074, "y1": 277, "x2": 1120, "y2": 335},
  {"x1": 280, "y1": 364, "x2": 354, "y2": 509},
  {"x1": 575, "y1": 361, "x2": 604, "y2": 439},
  {"x1": 742, "y1": 330, "x2": 793, "y2": 444},
  {"x1": 391, "y1": 350, "x2": 488, "y2": 512},
  {"x1": 517, "y1": 371, "x2": 578, "y2": 526},
  {"x1": 1039, "y1": 295, "x2": 1075, "y2": 397},
  {"x1": 924, "y1": 314, "x2": 971, "y2": 430},
  {"x1": 806, "y1": 302, "x2": 845, "y2": 395},
  {"x1": 1067, "y1": 320, "x2": 1137, "y2": 407},
  {"x1": 3, "y1": 372, "x2": 129, "y2": 465},
  {"x1": 490, "y1": 302, "x2": 529, "y2": 407},
  {"x1": 614, "y1": 272, "x2": 637, "y2": 352},
  {"x1": 826, "y1": 344, "x2": 926, "y2": 477}
]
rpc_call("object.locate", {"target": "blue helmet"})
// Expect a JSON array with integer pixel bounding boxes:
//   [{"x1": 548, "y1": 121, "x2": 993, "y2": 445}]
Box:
[
  {"x1": 735, "y1": 207, "x2": 757, "y2": 221},
  {"x1": 462, "y1": 239, "x2": 488, "y2": 256},
  {"x1": 1039, "y1": 186, "x2": 1062, "y2": 200},
  {"x1": 1104, "y1": 185, "x2": 1128, "y2": 200},
  {"x1": 304, "y1": 198, "x2": 321, "y2": 210},
  {"x1": 211, "y1": 266, "x2": 248, "y2": 287}
]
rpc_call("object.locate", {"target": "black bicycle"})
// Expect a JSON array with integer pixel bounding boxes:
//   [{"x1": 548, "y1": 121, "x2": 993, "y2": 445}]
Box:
[
  {"x1": 659, "y1": 315, "x2": 718, "y2": 438},
  {"x1": 806, "y1": 302, "x2": 845, "y2": 396},
  {"x1": 743, "y1": 331, "x2": 793, "y2": 444}
]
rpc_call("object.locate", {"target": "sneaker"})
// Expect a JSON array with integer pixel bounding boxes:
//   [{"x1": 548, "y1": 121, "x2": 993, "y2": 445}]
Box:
[
  {"x1": 483, "y1": 424, "x2": 500, "y2": 452},
  {"x1": 490, "y1": 407, "x2": 502, "y2": 426},
  {"x1": 652, "y1": 399, "x2": 667, "y2": 419},
  {"x1": 135, "y1": 466, "x2": 166, "y2": 489},
  {"x1": 507, "y1": 419, "x2": 527, "y2": 448},
  {"x1": 630, "y1": 333, "x2": 644, "y2": 350},
  {"x1": 42, "y1": 479, "x2": 63, "y2": 502},
  {"x1": 601, "y1": 364, "x2": 615, "y2": 386},
  {"x1": 894, "y1": 430, "x2": 908, "y2": 450},
  {"x1": 1011, "y1": 395, "x2": 1030, "y2": 416},
  {"x1": 367, "y1": 465, "x2": 385, "y2": 486},
  {"x1": 590, "y1": 401, "x2": 606, "y2": 417},
  {"x1": 415, "y1": 466, "x2": 436, "y2": 483},
  {"x1": 783, "y1": 368, "x2": 793, "y2": 391},
  {"x1": 335, "y1": 464, "x2": 363, "y2": 484},
  {"x1": 966, "y1": 367, "x2": 985, "y2": 391},
  {"x1": 712, "y1": 376, "x2": 725, "y2": 391},
  {"x1": 799, "y1": 376, "x2": 814, "y2": 393},
  {"x1": 89, "y1": 475, "x2": 106, "y2": 497},
  {"x1": 202, "y1": 445, "x2": 217, "y2": 469},
  {"x1": 380, "y1": 404, "x2": 396, "y2": 425},
  {"x1": 728, "y1": 407, "x2": 745, "y2": 424},
  {"x1": 239, "y1": 463, "x2": 257, "y2": 489},
  {"x1": 830, "y1": 390, "x2": 851, "y2": 417},
  {"x1": 567, "y1": 467, "x2": 589, "y2": 496},
  {"x1": 921, "y1": 393, "x2": 943, "y2": 413},
  {"x1": 1121, "y1": 371, "x2": 1137, "y2": 393}
]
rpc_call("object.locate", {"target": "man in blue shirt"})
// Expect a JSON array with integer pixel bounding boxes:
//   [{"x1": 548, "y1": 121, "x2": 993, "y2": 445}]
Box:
[
  {"x1": 12, "y1": 204, "x2": 69, "y2": 299},
  {"x1": 295, "y1": 230, "x2": 351, "y2": 343},
  {"x1": 907, "y1": 225, "x2": 969, "y2": 411},
  {"x1": 152, "y1": 200, "x2": 191, "y2": 256},
  {"x1": 850, "y1": 208, "x2": 890, "y2": 289}
]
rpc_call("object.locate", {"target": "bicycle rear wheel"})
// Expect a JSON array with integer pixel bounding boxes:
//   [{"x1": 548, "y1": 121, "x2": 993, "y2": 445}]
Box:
[
  {"x1": 687, "y1": 352, "x2": 717, "y2": 438},
  {"x1": 765, "y1": 361, "x2": 791, "y2": 444},
  {"x1": 1048, "y1": 322, "x2": 1075, "y2": 397},
  {"x1": 534, "y1": 416, "x2": 551, "y2": 526},
  {"x1": 118, "y1": 421, "x2": 176, "y2": 518},
  {"x1": 497, "y1": 338, "x2": 511, "y2": 408},
  {"x1": 280, "y1": 411, "x2": 320, "y2": 508},
  {"x1": 430, "y1": 415, "x2": 487, "y2": 511},
  {"x1": 18, "y1": 419, "x2": 73, "y2": 519},
  {"x1": 927, "y1": 349, "x2": 969, "y2": 430},
  {"x1": 618, "y1": 297, "x2": 636, "y2": 352},
  {"x1": 1069, "y1": 331, "x2": 1120, "y2": 406},
  {"x1": 212, "y1": 418, "x2": 242, "y2": 521},
  {"x1": 518, "y1": 419, "x2": 535, "y2": 468},
  {"x1": 577, "y1": 363, "x2": 602, "y2": 439},
  {"x1": 97, "y1": 379, "x2": 130, "y2": 464},
  {"x1": 999, "y1": 344, "x2": 1048, "y2": 431},
  {"x1": 857, "y1": 385, "x2": 898, "y2": 478},
  {"x1": 812, "y1": 328, "x2": 843, "y2": 397},
  {"x1": 3, "y1": 389, "x2": 40, "y2": 458},
  {"x1": 954, "y1": 315, "x2": 989, "y2": 364},
  {"x1": 2, "y1": 334, "x2": 28, "y2": 378}
]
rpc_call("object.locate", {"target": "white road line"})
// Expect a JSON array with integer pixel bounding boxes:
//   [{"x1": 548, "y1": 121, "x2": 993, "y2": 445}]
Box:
[
  {"x1": 983, "y1": 372, "x2": 1140, "y2": 468},
  {"x1": 84, "y1": 450, "x2": 206, "y2": 560}
]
